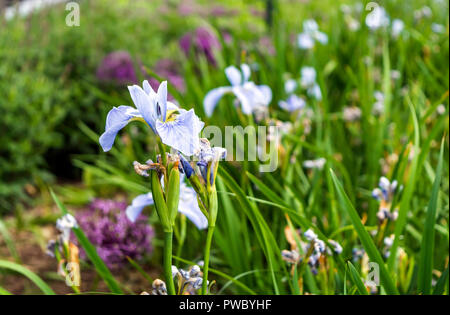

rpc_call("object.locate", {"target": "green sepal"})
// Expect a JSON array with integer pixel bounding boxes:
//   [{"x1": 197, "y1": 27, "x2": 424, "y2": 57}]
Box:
[
  {"x1": 167, "y1": 165, "x2": 181, "y2": 225},
  {"x1": 151, "y1": 171, "x2": 171, "y2": 232}
]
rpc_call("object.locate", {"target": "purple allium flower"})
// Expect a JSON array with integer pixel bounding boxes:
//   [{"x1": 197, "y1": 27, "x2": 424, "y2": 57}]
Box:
[
  {"x1": 221, "y1": 30, "x2": 233, "y2": 44},
  {"x1": 73, "y1": 198, "x2": 153, "y2": 269},
  {"x1": 178, "y1": 0, "x2": 205, "y2": 16},
  {"x1": 145, "y1": 59, "x2": 186, "y2": 98},
  {"x1": 209, "y1": 6, "x2": 238, "y2": 17},
  {"x1": 179, "y1": 27, "x2": 221, "y2": 66},
  {"x1": 96, "y1": 51, "x2": 138, "y2": 85}
]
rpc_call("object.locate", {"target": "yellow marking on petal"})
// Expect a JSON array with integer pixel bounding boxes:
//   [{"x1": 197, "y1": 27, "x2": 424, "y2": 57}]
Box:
[{"x1": 165, "y1": 110, "x2": 179, "y2": 122}]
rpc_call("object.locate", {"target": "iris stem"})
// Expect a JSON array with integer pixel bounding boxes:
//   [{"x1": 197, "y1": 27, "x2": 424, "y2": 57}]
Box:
[
  {"x1": 201, "y1": 226, "x2": 215, "y2": 295},
  {"x1": 163, "y1": 230, "x2": 175, "y2": 295}
]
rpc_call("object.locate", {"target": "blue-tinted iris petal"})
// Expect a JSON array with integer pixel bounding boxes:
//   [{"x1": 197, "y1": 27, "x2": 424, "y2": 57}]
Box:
[
  {"x1": 155, "y1": 109, "x2": 204, "y2": 156},
  {"x1": 203, "y1": 87, "x2": 232, "y2": 117},
  {"x1": 99, "y1": 105, "x2": 142, "y2": 152},
  {"x1": 232, "y1": 86, "x2": 254, "y2": 115},
  {"x1": 257, "y1": 85, "x2": 272, "y2": 105},
  {"x1": 157, "y1": 81, "x2": 168, "y2": 122},
  {"x1": 126, "y1": 193, "x2": 154, "y2": 222},
  {"x1": 279, "y1": 94, "x2": 305, "y2": 112},
  {"x1": 225, "y1": 65, "x2": 242, "y2": 86},
  {"x1": 179, "y1": 181, "x2": 208, "y2": 230},
  {"x1": 128, "y1": 84, "x2": 158, "y2": 131},
  {"x1": 241, "y1": 64, "x2": 251, "y2": 83}
]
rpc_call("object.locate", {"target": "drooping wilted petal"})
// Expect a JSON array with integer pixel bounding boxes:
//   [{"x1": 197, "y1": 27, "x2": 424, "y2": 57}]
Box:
[
  {"x1": 155, "y1": 109, "x2": 204, "y2": 156},
  {"x1": 99, "y1": 106, "x2": 143, "y2": 152},
  {"x1": 126, "y1": 193, "x2": 154, "y2": 222},
  {"x1": 203, "y1": 86, "x2": 232, "y2": 117}
]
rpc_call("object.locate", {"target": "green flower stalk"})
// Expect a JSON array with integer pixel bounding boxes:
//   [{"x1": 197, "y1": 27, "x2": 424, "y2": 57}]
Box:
[
  {"x1": 151, "y1": 155, "x2": 181, "y2": 295},
  {"x1": 179, "y1": 138, "x2": 227, "y2": 295},
  {"x1": 131, "y1": 153, "x2": 182, "y2": 295}
]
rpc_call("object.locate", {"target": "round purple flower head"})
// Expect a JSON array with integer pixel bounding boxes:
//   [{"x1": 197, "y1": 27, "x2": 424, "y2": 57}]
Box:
[
  {"x1": 179, "y1": 27, "x2": 221, "y2": 65},
  {"x1": 73, "y1": 198, "x2": 153, "y2": 269},
  {"x1": 146, "y1": 59, "x2": 186, "y2": 98},
  {"x1": 96, "y1": 51, "x2": 138, "y2": 85}
]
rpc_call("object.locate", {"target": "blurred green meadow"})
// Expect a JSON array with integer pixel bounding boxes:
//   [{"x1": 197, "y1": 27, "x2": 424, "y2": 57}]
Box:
[{"x1": 0, "y1": 0, "x2": 448, "y2": 295}]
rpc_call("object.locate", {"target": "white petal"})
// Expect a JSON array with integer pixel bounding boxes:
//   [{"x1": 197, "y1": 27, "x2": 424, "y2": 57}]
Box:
[
  {"x1": 203, "y1": 87, "x2": 231, "y2": 117},
  {"x1": 225, "y1": 65, "x2": 242, "y2": 86}
]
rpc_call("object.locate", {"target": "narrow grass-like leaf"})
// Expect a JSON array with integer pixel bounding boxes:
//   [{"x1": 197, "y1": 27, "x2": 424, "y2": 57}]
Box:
[
  {"x1": 173, "y1": 256, "x2": 256, "y2": 295},
  {"x1": 246, "y1": 172, "x2": 287, "y2": 207},
  {"x1": 0, "y1": 260, "x2": 55, "y2": 295},
  {"x1": 433, "y1": 266, "x2": 449, "y2": 295},
  {"x1": 50, "y1": 188, "x2": 123, "y2": 294},
  {"x1": 347, "y1": 262, "x2": 369, "y2": 295},
  {"x1": 219, "y1": 168, "x2": 283, "y2": 294},
  {"x1": 387, "y1": 99, "x2": 421, "y2": 269},
  {"x1": 330, "y1": 169, "x2": 399, "y2": 295},
  {"x1": 418, "y1": 139, "x2": 445, "y2": 294},
  {"x1": 126, "y1": 256, "x2": 153, "y2": 285},
  {"x1": 0, "y1": 219, "x2": 21, "y2": 263},
  {"x1": 0, "y1": 286, "x2": 12, "y2": 295}
]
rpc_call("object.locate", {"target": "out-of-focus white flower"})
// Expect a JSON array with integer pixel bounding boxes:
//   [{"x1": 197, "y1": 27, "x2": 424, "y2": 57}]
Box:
[
  {"x1": 340, "y1": 4, "x2": 352, "y2": 15},
  {"x1": 366, "y1": 6, "x2": 390, "y2": 30},
  {"x1": 343, "y1": 106, "x2": 362, "y2": 122},
  {"x1": 297, "y1": 19, "x2": 328, "y2": 49},
  {"x1": 300, "y1": 67, "x2": 317, "y2": 87},
  {"x1": 56, "y1": 214, "x2": 78, "y2": 243},
  {"x1": 372, "y1": 91, "x2": 385, "y2": 116},
  {"x1": 307, "y1": 84, "x2": 322, "y2": 101},
  {"x1": 284, "y1": 79, "x2": 298, "y2": 94},
  {"x1": 298, "y1": 33, "x2": 315, "y2": 49},
  {"x1": 303, "y1": 158, "x2": 326, "y2": 170},
  {"x1": 346, "y1": 16, "x2": 361, "y2": 32},
  {"x1": 278, "y1": 94, "x2": 306, "y2": 112},
  {"x1": 414, "y1": 6, "x2": 433, "y2": 20},
  {"x1": 391, "y1": 70, "x2": 401, "y2": 80},
  {"x1": 437, "y1": 104, "x2": 446, "y2": 115},
  {"x1": 384, "y1": 235, "x2": 395, "y2": 248},
  {"x1": 391, "y1": 19, "x2": 405, "y2": 38},
  {"x1": 431, "y1": 23, "x2": 446, "y2": 34},
  {"x1": 203, "y1": 64, "x2": 272, "y2": 116}
]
